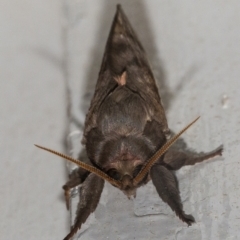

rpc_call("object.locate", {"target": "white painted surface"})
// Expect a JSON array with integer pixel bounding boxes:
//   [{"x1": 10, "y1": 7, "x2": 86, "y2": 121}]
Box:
[
  {"x1": 1, "y1": 0, "x2": 240, "y2": 239},
  {"x1": 0, "y1": 1, "x2": 67, "y2": 239}
]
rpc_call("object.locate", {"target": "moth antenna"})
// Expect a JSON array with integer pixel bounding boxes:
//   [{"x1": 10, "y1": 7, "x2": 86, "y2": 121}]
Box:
[
  {"x1": 133, "y1": 116, "x2": 200, "y2": 186},
  {"x1": 34, "y1": 144, "x2": 122, "y2": 188}
]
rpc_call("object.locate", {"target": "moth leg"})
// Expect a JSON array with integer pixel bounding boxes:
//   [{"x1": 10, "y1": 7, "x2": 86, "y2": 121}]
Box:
[
  {"x1": 62, "y1": 168, "x2": 89, "y2": 210},
  {"x1": 150, "y1": 165, "x2": 195, "y2": 225},
  {"x1": 163, "y1": 145, "x2": 223, "y2": 170},
  {"x1": 63, "y1": 173, "x2": 105, "y2": 240}
]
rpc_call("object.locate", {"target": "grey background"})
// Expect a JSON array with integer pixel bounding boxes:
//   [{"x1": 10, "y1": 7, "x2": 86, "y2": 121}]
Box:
[{"x1": 0, "y1": 0, "x2": 239, "y2": 239}]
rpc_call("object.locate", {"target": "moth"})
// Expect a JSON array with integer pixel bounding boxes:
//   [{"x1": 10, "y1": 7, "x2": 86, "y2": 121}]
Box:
[{"x1": 36, "y1": 4, "x2": 223, "y2": 240}]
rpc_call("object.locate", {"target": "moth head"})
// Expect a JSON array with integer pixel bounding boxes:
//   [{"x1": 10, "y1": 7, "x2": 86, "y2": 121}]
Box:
[
  {"x1": 35, "y1": 117, "x2": 199, "y2": 194},
  {"x1": 104, "y1": 155, "x2": 146, "y2": 198}
]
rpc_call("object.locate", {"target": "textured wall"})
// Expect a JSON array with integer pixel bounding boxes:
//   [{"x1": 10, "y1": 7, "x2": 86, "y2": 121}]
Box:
[{"x1": 0, "y1": 1, "x2": 67, "y2": 239}]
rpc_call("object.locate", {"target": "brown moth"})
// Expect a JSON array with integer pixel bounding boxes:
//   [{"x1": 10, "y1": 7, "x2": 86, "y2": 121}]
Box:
[{"x1": 35, "y1": 4, "x2": 223, "y2": 240}]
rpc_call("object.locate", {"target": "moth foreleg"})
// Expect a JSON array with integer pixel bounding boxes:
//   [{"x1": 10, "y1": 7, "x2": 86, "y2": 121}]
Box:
[
  {"x1": 63, "y1": 173, "x2": 104, "y2": 240},
  {"x1": 150, "y1": 165, "x2": 195, "y2": 226},
  {"x1": 63, "y1": 168, "x2": 89, "y2": 210},
  {"x1": 163, "y1": 145, "x2": 223, "y2": 170}
]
